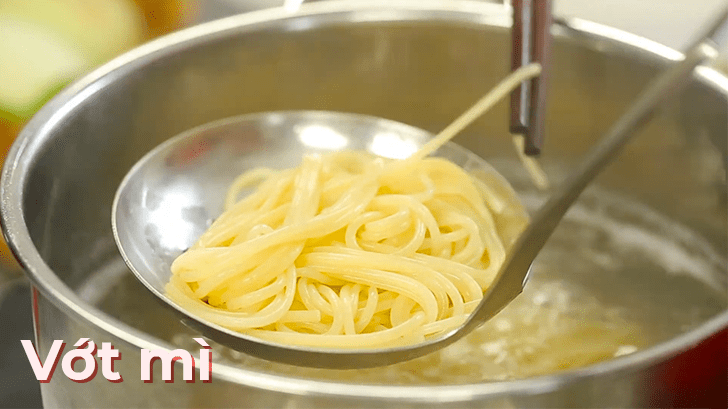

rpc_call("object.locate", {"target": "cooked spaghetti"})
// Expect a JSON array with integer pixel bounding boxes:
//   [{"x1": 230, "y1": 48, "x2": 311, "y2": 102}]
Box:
[{"x1": 166, "y1": 63, "x2": 542, "y2": 348}]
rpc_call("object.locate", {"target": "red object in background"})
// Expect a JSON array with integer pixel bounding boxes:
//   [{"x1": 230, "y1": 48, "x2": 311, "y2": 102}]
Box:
[{"x1": 649, "y1": 327, "x2": 727, "y2": 408}]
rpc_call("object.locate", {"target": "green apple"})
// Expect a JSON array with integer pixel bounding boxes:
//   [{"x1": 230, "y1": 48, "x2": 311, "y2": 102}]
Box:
[{"x1": 0, "y1": 0, "x2": 144, "y2": 120}]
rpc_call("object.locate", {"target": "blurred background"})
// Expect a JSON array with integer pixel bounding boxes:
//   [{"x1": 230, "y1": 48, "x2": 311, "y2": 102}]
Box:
[{"x1": 0, "y1": 0, "x2": 725, "y2": 407}]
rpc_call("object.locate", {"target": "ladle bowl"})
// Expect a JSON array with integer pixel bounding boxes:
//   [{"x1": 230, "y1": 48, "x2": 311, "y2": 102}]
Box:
[{"x1": 112, "y1": 110, "x2": 524, "y2": 368}]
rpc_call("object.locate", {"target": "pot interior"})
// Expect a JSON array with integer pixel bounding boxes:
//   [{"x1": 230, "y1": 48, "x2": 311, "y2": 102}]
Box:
[{"x1": 14, "y1": 5, "x2": 728, "y2": 385}]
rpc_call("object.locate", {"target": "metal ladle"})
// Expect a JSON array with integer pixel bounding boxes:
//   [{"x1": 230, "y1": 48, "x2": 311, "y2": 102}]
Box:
[{"x1": 112, "y1": 8, "x2": 727, "y2": 369}]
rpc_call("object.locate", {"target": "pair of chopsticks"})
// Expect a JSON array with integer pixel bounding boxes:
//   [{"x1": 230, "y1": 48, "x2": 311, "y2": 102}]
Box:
[
  {"x1": 510, "y1": 0, "x2": 552, "y2": 156},
  {"x1": 509, "y1": 2, "x2": 728, "y2": 157}
]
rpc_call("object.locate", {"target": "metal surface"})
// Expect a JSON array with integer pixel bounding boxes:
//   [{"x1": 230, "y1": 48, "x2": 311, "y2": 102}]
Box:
[
  {"x1": 112, "y1": 6, "x2": 724, "y2": 368},
  {"x1": 510, "y1": 0, "x2": 552, "y2": 155},
  {"x1": 468, "y1": 6, "x2": 728, "y2": 340},
  {"x1": 1, "y1": 1, "x2": 726, "y2": 407},
  {"x1": 112, "y1": 111, "x2": 522, "y2": 368}
]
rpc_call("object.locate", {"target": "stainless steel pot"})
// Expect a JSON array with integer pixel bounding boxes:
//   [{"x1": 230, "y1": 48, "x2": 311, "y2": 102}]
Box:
[{"x1": 2, "y1": 1, "x2": 726, "y2": 407}]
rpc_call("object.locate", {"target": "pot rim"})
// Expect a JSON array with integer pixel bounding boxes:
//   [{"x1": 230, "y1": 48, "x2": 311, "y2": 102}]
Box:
[{"x1": 2, "y1": 0, "x2": 726, "y2": 402}]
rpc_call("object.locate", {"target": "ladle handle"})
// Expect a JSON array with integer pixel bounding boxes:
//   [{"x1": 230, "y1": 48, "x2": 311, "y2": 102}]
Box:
[{"x1": 467, "y1": 6, "x2": 728, "y2": 332}]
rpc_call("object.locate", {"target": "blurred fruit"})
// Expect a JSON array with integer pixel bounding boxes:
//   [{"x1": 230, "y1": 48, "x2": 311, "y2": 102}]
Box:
[
  {"x1": 3, "y1": 1, "x2": 145, "y2": 67},
  {"x1": 0, "y1": 116, "x2": 20, "y2": 163},
  {"x1": 132, "y1": 0, "x2": 198, "y2": 39},
  {"x1": 0, "y1": 20, "x2": 86, "y2": 120},
  {"x1": 0, "y1": 116, "x2": 20, "y2": 266},
  {"x1": 0, "y1": 0, "x2": 194, "y2": 268}
]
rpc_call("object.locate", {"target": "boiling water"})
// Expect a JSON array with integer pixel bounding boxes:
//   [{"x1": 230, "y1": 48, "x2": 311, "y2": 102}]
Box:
[{"x1": 85, "y1": 184, "x2": 726, "y2": 385}]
